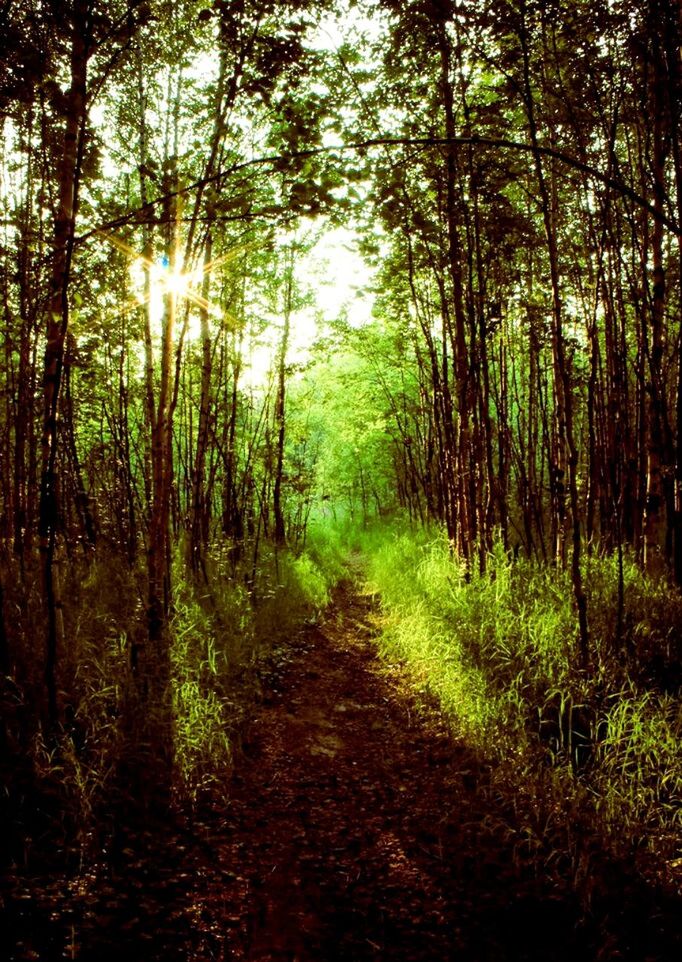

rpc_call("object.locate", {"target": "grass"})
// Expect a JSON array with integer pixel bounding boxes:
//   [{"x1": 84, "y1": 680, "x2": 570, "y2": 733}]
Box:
[
  {"x1": 358, "y1": 519, "x2": 682, "y2": 874},
  {"x1": 168, "y1": 534, "x2": 346, "y2": 803},
  {"x1": 0, "y1": 529, "x2": 350, "y2": 866},
  {"x1": 5, "y1": 510, "x2": 680, "y2": 886}
]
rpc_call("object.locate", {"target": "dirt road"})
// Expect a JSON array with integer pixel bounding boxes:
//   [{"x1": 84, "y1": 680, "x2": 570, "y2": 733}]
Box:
[{"x1": 185, "y1": 583, "x2": 593, "y2": 961}]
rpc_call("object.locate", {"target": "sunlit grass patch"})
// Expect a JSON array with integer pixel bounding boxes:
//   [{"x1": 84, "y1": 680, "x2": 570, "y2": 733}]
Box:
[
  {"x1": 594, "y1": 689, "x2": 682, "y2": 842},
  {"x1": 168, "y1": 538, "x2": 344, "y2": 801},
  {"x1": 291, "y1": 553, "x2": 330, "y2": 609},
  {"x1": 304, "y1": 516, "x2": 352, "y2": 585},
  {"x1": 361, "y1": 519, "x2": 682, "y2": 870},
  {"x1": 172, "y1": 678, "x2": 232, "y2": 798},
  {"x1": 169, "y1": 593, "x2": 235, "y2": 801}
]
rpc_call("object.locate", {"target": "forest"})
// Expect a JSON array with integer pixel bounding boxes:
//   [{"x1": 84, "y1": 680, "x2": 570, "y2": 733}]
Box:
[{"x1": 1, "y1": 0, "x2": 682, "y2": 958}]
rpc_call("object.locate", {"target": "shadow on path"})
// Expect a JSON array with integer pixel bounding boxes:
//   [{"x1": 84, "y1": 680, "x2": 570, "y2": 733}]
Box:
[
  {"x1": 2, "y1": 580, "x2": 680, "y2": 961},
  {"x1": 185, "y1": 581, "x2": 681, "y2": 961}
]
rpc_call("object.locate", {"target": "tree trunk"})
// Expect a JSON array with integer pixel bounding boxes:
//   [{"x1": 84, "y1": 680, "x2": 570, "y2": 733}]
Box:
[
  {"x1": 643, "y1": 24, "x2": 671, "y2": 575},
  {"x1": 519, "y1": 7, "x2": 589, "y2": 665},
  {"x1": 273, "y1": 248, "x2": 293, "y2": 545},
  {"x1": 436, "y1": 15, "x2": 473, "y2": 563},
  {"x1": 39, "y1": 0, "x2": 89, "y2": 727},
  {"x1": 145, "y1": 172, "x2": 180, "y2": 665},
  {"x1": 190, "y1": 226, "x2": 215, "y2": 572}
]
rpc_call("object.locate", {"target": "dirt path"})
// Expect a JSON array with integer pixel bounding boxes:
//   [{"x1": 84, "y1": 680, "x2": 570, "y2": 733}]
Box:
[
  {"x1": 5, "y1": 579, "x2": 680, "y2": 961},
  {"x1": 182, "y1": 582, "x2": 595, "y2": 961}
]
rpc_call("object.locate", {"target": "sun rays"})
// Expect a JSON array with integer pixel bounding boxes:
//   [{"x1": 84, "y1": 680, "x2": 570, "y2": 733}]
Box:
[{"x1": 96, "y1": 229, "x2": 245, "y2": 328}]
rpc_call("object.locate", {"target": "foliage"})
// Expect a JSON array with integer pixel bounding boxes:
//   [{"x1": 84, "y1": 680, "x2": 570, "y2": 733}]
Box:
[
  {"x1": 363, "y1": 521, "x2": 682, "y2": 864},
  {"x1": 0, "y1": 532, "x2": 347, "y2": 863}
]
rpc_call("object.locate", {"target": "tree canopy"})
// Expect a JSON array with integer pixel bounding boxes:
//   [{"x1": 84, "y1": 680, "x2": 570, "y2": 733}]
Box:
[{"x1": 2, "y1": 0, "x2": 682, "y2": 893}]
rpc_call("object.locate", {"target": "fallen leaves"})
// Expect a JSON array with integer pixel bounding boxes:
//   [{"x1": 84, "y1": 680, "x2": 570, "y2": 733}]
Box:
[{"x1": 3, "y1": 582, "x2": 680, "y2": 960}]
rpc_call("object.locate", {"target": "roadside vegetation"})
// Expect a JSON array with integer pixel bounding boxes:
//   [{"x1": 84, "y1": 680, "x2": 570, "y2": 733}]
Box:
[
  {"x1": 1, "y1": 528, "x2": 348, "y2": 871},
  {"x1": 354, "y1": 519, "x2": 682, "y2": 890}
]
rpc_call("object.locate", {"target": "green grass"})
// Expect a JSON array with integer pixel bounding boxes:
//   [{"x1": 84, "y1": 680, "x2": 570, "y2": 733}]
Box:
[
  {"x1": 168, "y1": 535, "x2": 349, "y2": 802},
  {"x1": 7, "y1": 511, "x2": 680, "y2": 878},
  {"x1": 360, "y1": 519, "x2": 682, "y2": 867},
  {"x1": 1, "y1": 530, "x2": 351, "y2": 859}
]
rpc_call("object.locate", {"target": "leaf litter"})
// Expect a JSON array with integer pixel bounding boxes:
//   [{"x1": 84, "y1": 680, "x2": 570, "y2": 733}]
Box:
[{"x1": 2, "y1": 581, "x2": 681, "y2": 960}]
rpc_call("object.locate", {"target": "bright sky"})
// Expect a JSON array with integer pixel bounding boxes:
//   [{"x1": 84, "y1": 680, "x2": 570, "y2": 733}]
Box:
[
  {"x1": 92, "y1": 1, "x2": 381, "y2": 387},
  {"x1": 242, "y1": 225, "x2": 375, "y2": 388},
  {"x1": 299, "y1": 225, "x2": 374, "y2": 330},
  {"x1": 306, "y1": 2, "x2": 388, "y2": 53}
]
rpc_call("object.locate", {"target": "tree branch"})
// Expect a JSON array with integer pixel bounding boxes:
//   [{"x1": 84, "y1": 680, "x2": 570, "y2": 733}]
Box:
[{"x1": 75, "y1": 134, "x2": 681, "y2": 244}]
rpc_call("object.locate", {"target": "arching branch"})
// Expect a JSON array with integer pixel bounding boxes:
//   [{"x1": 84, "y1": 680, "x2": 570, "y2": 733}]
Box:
[{"x1": 75, "y1": 134, "x2": 681, "y2": 244}]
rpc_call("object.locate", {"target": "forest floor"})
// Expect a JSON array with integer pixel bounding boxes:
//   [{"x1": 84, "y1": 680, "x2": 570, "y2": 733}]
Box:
[{"x1": 3, "y1": 577, "x2": 681, "y2": 961}]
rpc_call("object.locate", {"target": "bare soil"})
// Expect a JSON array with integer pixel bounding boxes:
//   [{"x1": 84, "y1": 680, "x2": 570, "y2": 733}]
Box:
[{"x1": 181, "y1": 581, "x2": 680, "y2": 961}]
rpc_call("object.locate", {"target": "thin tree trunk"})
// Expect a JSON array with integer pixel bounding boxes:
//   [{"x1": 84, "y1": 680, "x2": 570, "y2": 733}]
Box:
[
  {"x1": 39, "y1": 0, "x2": 89, "y2": 726},
  {"x1": 519, "y1": 7, "x2": 589, "y2": 664},
  {"x1": 273, "y1": 248, "x2": 293, "y2": 545},
  {"x1": 643, "y1": 28, "x2": 670, "y2": 575},
  {"x1": 190, "y1": 227, "x2": 215, "y2": 572},
  {"x1": 436, "y1": 15, "x2": 473, "y2": 563},
  {"x1": 146, "y1": 172, "x2": 180, "y2": 662}
]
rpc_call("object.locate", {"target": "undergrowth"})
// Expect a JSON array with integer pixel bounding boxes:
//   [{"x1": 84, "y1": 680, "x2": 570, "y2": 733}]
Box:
[
  {"x1": 0, "y1": 530, "x2": 347, "y2": 866},
  {"x1": 169, "y1": 532, "x2": 345, "y2": 801},
  {"x1": 359, "y1": 521, "x2": 682, "y2": 879}
]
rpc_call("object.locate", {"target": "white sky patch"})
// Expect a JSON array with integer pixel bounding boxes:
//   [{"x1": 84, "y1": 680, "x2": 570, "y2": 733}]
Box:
[
  {"x1": 241, "y1": 225, "x2": 375, "y2": 388},
  {"x1": 300, "y1": 225, "x2": 374, "y2": 330},
  {"x1": 306, "y1": 2, "x2": 388, "y2": 53},
  {"x1": 242, "y1": 338, "x2": 275, "y2": 392}
]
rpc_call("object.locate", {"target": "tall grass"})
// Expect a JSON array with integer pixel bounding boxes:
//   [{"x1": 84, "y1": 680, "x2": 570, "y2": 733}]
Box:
[
  {"x1": 169, "y1": 535, "x2": 346, "y2": 802},
  {"x1": 362, "y1": 521, "x2": 682, "y2": 866},
  {"x1": 1, "y1": 532, "x2": 349, "y2": 864}
]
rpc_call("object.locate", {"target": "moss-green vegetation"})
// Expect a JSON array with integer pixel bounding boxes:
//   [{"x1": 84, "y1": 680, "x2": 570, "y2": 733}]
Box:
[
  {"x1": 359, "y1": 520, "x2": 682, "y2": 871},
  {"x1": 169, "y1": 535, "x2": 346, "y2": 802},
  {"x1": 5, "y1": 511, "x2": 681, "y2": 886}
]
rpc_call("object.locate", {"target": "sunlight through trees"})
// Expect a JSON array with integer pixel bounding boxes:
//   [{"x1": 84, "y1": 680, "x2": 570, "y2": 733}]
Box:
[{"x1": 1, "y1": 0, "x2": 681, "y2": 956}]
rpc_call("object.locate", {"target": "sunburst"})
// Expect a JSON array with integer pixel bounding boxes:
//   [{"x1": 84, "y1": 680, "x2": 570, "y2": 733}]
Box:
[{"x1": 96, "y1": 229, "x2": 245, "y2": 326}]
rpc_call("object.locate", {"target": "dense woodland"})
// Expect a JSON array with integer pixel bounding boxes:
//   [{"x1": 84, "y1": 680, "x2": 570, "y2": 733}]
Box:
[{"x1": 1, "y1": 0, "x2": 682, "y2": 957}]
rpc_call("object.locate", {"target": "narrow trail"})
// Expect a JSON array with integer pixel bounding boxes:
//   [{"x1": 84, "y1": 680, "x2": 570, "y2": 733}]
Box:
[
  {"x1": 183, "y1": 581, "x2": 593, "y2": 961},
  {"x1": 5, "y1": 579, "x2": 679, "y2": 961}
]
